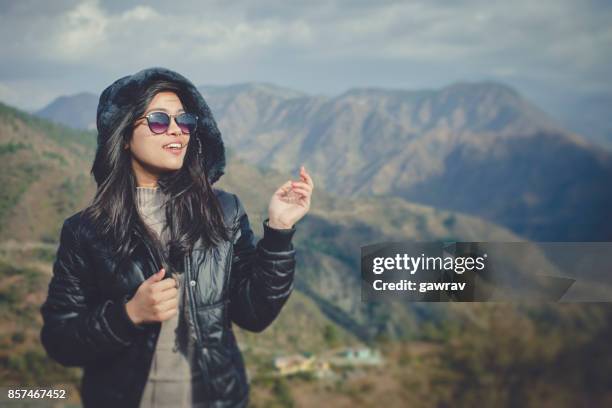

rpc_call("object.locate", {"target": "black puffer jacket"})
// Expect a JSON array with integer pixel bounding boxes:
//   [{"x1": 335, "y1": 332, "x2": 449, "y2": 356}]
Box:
[
  {"x1": 40, "y1": 190, "x2": 296, "y2": 407},
  {"x1": 39, "y1": 67, "x2": 297, "y2": 407}
]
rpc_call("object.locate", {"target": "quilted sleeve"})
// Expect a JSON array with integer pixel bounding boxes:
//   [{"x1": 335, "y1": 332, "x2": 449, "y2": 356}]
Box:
[
  {"x1": 40, "y1": 217, "x2": 147, "y2": 367},
  {"x1": 228, "y1": 193, "x2": 297, "y2": 333}
]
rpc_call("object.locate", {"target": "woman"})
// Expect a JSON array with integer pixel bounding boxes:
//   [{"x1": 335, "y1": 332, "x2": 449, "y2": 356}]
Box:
[{"x1": 39, "y1": 67, "x2": 313, "y2": 407}]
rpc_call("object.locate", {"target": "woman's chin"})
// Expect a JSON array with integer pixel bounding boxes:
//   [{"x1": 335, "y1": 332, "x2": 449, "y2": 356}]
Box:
[
  {"x1": 160, "y1": 155, "x2": 186, "y2": 169},
  {"x1": 134, "y1": 152, "x2": 187, "y2": 176},
  {"x1": 163, "y1": 162, "x2": 185, "y2": 172},
  {"x1": 150, "y1": 159, "x2": 185, "y2": 173}
]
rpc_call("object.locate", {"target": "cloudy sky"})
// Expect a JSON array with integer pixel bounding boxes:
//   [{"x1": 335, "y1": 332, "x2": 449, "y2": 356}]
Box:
[{"x1": 1, "y1": 0, "x2": 610, "y2": 115}]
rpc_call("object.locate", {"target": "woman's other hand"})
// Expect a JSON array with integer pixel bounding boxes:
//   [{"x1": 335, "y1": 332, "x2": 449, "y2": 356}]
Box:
[
  {"x1": 125, "y1": 268, "x2": 179, "y2": 325},
  {"x1": 268, "y1": 165, "x2": 314, "y2": 229}
]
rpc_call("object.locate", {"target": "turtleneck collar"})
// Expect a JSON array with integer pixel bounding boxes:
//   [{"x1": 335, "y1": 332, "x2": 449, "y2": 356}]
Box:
[{"x1": 135, "y1": 186, "x2": 167, "y2": 208}]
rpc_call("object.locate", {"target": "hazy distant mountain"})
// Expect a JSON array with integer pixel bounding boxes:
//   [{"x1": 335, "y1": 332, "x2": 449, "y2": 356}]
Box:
[
  {"x1": 36, "y1": 92, "x2": 98, "y2": 130},
  {"x1": 35, "y1": 81, "x2": 612, "y2": 241},
  {"x1": 198, "y1": 81, "x2": 612, "y2": 241}
]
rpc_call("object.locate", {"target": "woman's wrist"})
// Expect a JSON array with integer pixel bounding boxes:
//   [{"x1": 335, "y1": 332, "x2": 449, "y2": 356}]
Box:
[
  {"x1": 125, "y1": 299, "x2": 143, "y2": 326},
  {"x1": 267, "y1": 218, "x2": 293, "y2": 230},
  {"x1": 261, "y1": 218, "x2": 296, "y2": 252}
]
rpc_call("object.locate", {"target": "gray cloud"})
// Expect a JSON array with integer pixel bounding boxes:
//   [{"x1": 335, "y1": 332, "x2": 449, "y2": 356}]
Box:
[{"x1": 0, "y1": 0, "x2": 610, "y2": 112}]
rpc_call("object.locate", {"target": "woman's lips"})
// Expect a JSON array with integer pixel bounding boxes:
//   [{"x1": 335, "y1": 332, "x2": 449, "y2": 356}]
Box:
[{"x1": 163, "y1": 144, "x2": 185, "y2": 156}]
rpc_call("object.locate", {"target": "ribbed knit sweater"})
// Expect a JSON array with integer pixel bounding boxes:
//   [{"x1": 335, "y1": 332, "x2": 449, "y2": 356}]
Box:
[{"x1": 135, "y1": 186, "x2": 207, "y2": 407}]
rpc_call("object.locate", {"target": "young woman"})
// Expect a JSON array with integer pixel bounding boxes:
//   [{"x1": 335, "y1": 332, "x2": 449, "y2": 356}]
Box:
[{"x1": 39, "y1": 67, "x2": 313, "y2": 407}]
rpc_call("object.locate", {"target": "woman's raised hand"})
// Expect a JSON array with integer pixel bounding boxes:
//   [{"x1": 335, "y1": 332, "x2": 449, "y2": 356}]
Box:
[
  {"x1": 268, "y1": 165, "x2": 314, "y2": 229},
  {"x1": 125, "y1": 268, "x2": 179, "y2": 325}
]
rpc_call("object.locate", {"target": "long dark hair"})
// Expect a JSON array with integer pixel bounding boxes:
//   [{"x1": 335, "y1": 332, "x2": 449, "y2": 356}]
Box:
[{"x1": 83, "y1": 80, "x2": 231, "y2": 275}]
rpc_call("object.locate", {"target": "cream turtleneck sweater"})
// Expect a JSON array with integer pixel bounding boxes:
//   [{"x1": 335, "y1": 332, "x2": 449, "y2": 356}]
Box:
[{"x1": 135, "y1": 186, "x2": 207, "y2": 407}]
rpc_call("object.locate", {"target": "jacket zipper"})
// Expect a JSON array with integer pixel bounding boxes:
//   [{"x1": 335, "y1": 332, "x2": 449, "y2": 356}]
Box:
[
  {"x1": 185, "y1": 252, "x2": 212, "y2": 396},
  {"x1": 185, "y1": 253, "x2": 203, "y2": 346}
]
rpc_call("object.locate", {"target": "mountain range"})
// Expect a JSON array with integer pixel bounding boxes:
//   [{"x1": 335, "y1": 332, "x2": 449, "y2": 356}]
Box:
[{"x1": 34, "y1": 81, "x2": 612, "y2": 241}]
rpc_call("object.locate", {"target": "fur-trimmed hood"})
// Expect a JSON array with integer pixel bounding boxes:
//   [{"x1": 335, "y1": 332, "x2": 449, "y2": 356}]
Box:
[{"x1": 96, "y1": 67, "x2": 225, "y2": 185}]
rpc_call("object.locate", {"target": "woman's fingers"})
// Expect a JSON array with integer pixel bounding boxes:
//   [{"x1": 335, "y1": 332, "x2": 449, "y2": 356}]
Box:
[
  {"x1": 291, "y1": 180, "x2": 312, "y2": 192},
  {"x1": 276, "y1": 180, "x2": 292, "y2": 196},
  {"x1": 300, "y1": 166, "x2": 314, "y2": 188},
  {"x1": 155, "y1": 296, "x2": 179, "y2": 313},
  {"x1": 291, "y1": 186, "x2": 311, "y2": 197},
  {"x1": 276, "y1": 170, "x2": 314, "y2": 200},
  {"x1": 153, "y1": 286, "x2": 179, "y2": 303},
  {"x1": 151, "y1": 277, "x2": 178, "y2": 292}
]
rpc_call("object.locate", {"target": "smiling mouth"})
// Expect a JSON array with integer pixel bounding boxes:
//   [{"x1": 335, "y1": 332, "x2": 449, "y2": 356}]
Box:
[{"x1": 162, "y1": 142, "x2": 185, "y2": 150}]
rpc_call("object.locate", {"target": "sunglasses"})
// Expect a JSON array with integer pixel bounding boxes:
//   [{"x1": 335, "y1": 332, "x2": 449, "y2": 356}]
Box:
[{"x1": 136, "y1": 111, "x2": 198, "y2": 134}]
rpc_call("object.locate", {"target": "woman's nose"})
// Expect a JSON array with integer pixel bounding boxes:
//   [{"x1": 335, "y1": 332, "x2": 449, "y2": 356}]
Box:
[{"x1": 167, "y1": 117, "x2": 182, "y2": 135}]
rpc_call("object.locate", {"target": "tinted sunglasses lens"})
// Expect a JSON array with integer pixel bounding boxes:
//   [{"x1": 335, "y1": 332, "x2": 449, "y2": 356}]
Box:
[
  {"x1": 176, "y1": 113, "x2": 197, "y2": 134},
  {"x1": 147, "y1": 112, "x2": 170, "y2": 134}
]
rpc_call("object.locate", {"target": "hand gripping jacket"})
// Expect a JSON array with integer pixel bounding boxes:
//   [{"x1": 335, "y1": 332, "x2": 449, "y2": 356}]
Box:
[{"x1": 39, "y1": 67, "x2": 297, "y2": 407}]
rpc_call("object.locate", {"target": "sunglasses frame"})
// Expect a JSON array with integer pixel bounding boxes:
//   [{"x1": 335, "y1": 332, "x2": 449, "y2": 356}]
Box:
[{"x1": 136, "y1": 111, "x2": 199, "y2": 135}]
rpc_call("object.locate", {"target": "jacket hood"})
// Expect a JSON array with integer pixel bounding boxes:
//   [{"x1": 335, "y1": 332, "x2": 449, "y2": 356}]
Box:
[{"x1": 96, "y1": 66, "x2": 225, "y2": 185}]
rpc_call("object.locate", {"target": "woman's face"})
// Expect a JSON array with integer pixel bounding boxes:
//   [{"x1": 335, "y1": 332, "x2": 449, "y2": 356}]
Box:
[{"x1": 127, "y1": 91, "x2": 191, "y2": 187}]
